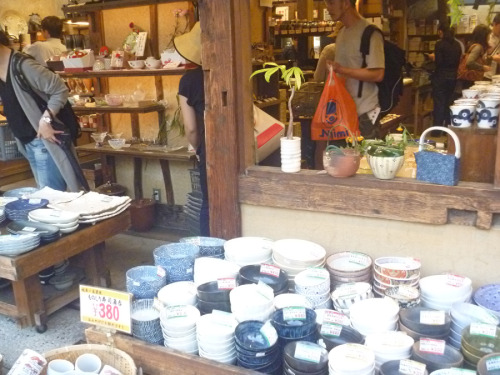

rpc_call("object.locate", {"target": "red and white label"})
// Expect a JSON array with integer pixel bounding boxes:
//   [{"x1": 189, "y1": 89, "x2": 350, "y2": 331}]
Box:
[
  {"x1": 260, "y1": 264, "x2": 281, "y2": 278},
  {"x1": 217, "y1": 278, "x2": 236, "y2": 290},
  {"x1": 322, "y1": 309, "x2": 350, "y2": 326},
  {"x1": 419, "y1": 338, "x2": 446, "y2": 355},
  {"x1": 420, "y1": 310, "x2": 446, "y2": 325},
  {"x1": 446, "y1": 274, "x2": 465, "y2": 287}
]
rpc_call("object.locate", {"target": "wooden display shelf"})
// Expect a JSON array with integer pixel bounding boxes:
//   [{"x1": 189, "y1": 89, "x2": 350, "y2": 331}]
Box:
[
  {"x1": 63, "y1": 0, "x2": 181, "y2": 13},
  {"x1": 58, "y1": 68, "x2": 193, "y2": 79},
  {"x1": 254, "y1": 98, "x2": 284, "y2": 109},
  {"x1": 72, "y1": 102, "x2": 164, "y2": 114},
  {"x1": 77, "y1": 143, "x2": 195, "y2": 162}
]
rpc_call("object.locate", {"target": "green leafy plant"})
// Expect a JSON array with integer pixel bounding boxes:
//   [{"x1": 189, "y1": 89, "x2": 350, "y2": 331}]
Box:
[
  {"x1": 362, "y1": 126, "x2": 416, "y2": 157},
  {"x1": 448, "y1": 0, "x2": 465, "y2": 27},
  {"x1": 157, "y1": 95, "x2": 184, "y2": 145},
  {"x1": 250, "y1": 62, "x2": 305, "y2": 139}
]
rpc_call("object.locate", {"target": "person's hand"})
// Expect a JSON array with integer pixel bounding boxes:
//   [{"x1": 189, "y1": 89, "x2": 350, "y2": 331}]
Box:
[
  {"x1": 37, "y1": 118, "x2": 63, "y2": 144},
  {"x1": 484, "y1": 65, "x2": 492, "y2": 72},
  {"x1": 329, "y1": 61, "x2": 343, "y2": 74}
]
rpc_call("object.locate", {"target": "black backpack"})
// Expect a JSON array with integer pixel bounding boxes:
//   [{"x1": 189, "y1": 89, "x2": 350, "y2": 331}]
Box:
[{"x1": 357, "y1": 24, "x2": 406, "y2": 116}]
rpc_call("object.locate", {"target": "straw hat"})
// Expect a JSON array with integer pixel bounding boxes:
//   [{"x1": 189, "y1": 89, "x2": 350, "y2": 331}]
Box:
[{"x1": 174, "y1": 22, "x2": 201, "y2": 65}]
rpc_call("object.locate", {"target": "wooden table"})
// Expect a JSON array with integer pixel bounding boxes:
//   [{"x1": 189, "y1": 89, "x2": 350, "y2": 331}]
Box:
[{"x1": 0, "y1": 211, "x2": 130, "y2": 331}]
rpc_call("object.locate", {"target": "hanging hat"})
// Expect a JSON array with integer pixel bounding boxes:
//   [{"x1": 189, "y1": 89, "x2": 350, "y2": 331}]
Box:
[{"x1": 174, "y1": 22, "x2": 201, "y2": 66}]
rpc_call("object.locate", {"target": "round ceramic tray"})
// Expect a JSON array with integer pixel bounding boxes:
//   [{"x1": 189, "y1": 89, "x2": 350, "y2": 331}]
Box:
[{"x1": 28, "y1": 208, "x2": 80, "y2": 224}]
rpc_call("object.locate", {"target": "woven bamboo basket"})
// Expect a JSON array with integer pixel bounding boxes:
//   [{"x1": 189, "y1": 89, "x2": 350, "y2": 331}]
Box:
[{"x1": 41, "y1": 344, "x2": 136, "y2": 375}]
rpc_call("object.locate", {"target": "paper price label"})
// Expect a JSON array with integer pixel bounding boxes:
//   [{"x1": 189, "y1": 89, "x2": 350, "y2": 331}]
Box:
[
  {"x1": 21, "y1": 226, "x2": 37, "y2": 232},
  {"x1": 336, "y1": 283, "x2": 357, "y2": 298},
  {"x1": 486, "y1": 356, "x2": 500, "y2": 371},
  {"x1": 420, "y1": 310, "x2": 446, "y2": 325},
  {"x1": 153, "y1": 297, "x2": 163, "y2": 311},
  {"x1": 260, "y1": 321, "x2": 278, "y2": 346},
  {"x1": 349, "y1": 252, "x2": 370, "y2": 266},
  {"x1": 446, "y1": 274, "x2": 465, "y2": 287},
  {"x1": 217, "y1": 278, "x2": 236, "y2": 290},
  {"x1": 419, "y1": 338, "x2": 446, "y2": 355},
  {"x1": 283, "y1": 306, "x2": 306, "y2": 321},
  {"x1": 396, "y1": 285, "x2": 419, "y2": 299},
  {"x1": 294, "y1": 342, "x2": 322, "y2": 363},
  {"x1": 80, "y1": 284, "x2": 132, "y2": 333},
  {"x1": 260, "y1": 264, "x2": 281, "y2": 278},
  {"x1": 211, "y1": 309, "x2": 235, "y2": 327},
  {"x1": 156, "y1": 266, "x2": 166, "y2": 278},
  {"x1": 165, "y1": 305, "x2": 188, "y2": 319},
  {"x1": 343, "y1": 344, "x2": 367, "y2": 360},
  {"x1": 399, "y1": 359, "x2": 427, "y2": 375},
  {"x1": 321, "y1": 323, "x2": 343, "y2": 337},
  {"x1": 323, "y1": 309, "x2": 350, "y2": 326},
  {"x1": 305, "y1": 267, "x2": 328, "y2": 280},
  {"x1": 28, "y1": 198, "x2": 41, "y2": 205},
  {"x1": 470, "y1": 322, "x2": 497, "y2": 337},
  {"x1": 257, "y1": 281, "x2": 274, "y2": 300}
]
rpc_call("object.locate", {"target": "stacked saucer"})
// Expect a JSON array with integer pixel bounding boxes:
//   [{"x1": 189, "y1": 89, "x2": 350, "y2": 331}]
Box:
[
  {"x1": 28, "y1": 208, "x2": 80, "y2": 235},
  {"x1": 224, "y1": 237, "x2": 274, "y2": 266},
  {"x1": 230, "y1": 283, "x2": 275, "y2": 323},
  {"x1": 157, "y1": 281, "x2": 197, "y2": 307},
  {"x1": 349, "y1": 298, "x2": 400, "y2": 336},
  {"x1": 365, "y1": 331, "x2": 414, "y2": 369},
  {"x1": 197, "y1": 281, "x2": 232, "y2": 314},
  {"x1": 331, "y1": 282, "x2": 373, "y2": 316},
  {"x1": 7, "y1": 220, "x2": 60, "y2": 245},
  {"x1": 5, "y1": 199, "x2": 49, "y2": 221},
  {"x1": 131, "y1": 299, "x2": 163, "y2": 345},
  {"x1": 373, "y1": 257, "x2": 421, "y2": 296},
  {"x1": 294, "y1": 268, "x2": 331, "y2": 309},
  {"x1": 284, "y1": 341, "x2": 329, "y2": 375},
  {"x1": 159, "y1": 305, "x2": 200, "y2": 354},
  {"x1": 461, "y1": 324, "x2": 500, "y2": 366},
  {"x1": 419, "y1": 274, "x2": 472, "y2": 312},
  {"x1": 326, "y1": 251, "x2": 372, "y2": 290},
  {"x1": 197, "y1": 312, "x2": 238, "y2": 365},
  {"x1": 398, "y1": 306, "x2": 451, "y2": 342},
  {"x1": 411, "y1": 341, "x2": 463, "y2": 373},
  {"x1": 0, "y1": 233, "x2": 40, "y2": 256}
]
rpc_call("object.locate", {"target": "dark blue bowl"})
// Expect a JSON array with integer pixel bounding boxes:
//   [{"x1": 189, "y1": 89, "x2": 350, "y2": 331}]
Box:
[
  {"x1": 235, "y1": 345, "x2": 280, "y2": 366},
  {"x1": 126, "y1": 265, "x2": 167, "y2": 299},
  {"x1": 238, "y1": 264, "x2": 289, "y2": 293},
  {"x1": 317, "y1": 324, "x2": 364, "y2": 351},
  {"x1": 197, "y1": 281, "x2": 231, "y2": 303},
  {"x1": 235, "y1": 320, "x2": 279, "y2": 351},
  {"x1": 237, "y1": 355, "x2": 282, "y2": 373},
  {"x1": 179, "y1": 236, "x2": 226, "y2": 257},
  {"x1": 283, "y1": 341, "x2": 328, "y2": 373},
  {"x1": 271, "y1": 308, "x2": 317, "y2": 338},
  {"x1": 278, "y1": 330, "x2": 318, "y2": 351}
]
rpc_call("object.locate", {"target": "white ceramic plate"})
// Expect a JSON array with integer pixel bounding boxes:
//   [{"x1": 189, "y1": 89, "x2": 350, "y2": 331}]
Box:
[
  {"x1": 60, "y1": 224, "x2": 79, "y2": 234},
  {"x1": 28, "y1": 209, "x2": 80, "y2": 224}
]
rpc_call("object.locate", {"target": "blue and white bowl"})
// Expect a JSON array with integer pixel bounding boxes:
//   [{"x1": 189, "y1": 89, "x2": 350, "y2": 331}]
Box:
[
  {"x1": 126, "y1": 265, "x2": 167, "y2": 300},
  {"x1": 179, "y1": 236, "x2": 226, "y2": 258},
  {"x1": 131, "y1": 299, "x2": 163, "y2": 345},
  {"x1": 153, "y1": 243, "x2": 198, "y2": 283}
]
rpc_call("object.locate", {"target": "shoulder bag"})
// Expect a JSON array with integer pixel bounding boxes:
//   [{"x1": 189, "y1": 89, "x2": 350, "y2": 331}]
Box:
[{"x1": 457, "y1": 44, "x2": 485, "y2": 82}]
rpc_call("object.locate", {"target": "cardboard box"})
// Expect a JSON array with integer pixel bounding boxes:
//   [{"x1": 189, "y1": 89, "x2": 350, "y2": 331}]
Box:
[
  {"x1": 62, "y1": 50, "x2": 95, "y2": 72},
  {"x1": 253, "y1": 105, "x2": 285, "y2": 163}
]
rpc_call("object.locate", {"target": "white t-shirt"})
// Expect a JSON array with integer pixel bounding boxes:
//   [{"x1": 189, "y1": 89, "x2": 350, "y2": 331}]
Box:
[
  {"x1": 334, "y1": 18, "x2": 385, "y2": 116},
  {"x1": 24, "y1": 38, "x2": 67, "y2": 66}
]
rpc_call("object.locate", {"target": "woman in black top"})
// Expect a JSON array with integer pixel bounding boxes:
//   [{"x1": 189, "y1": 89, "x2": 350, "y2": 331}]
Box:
[{"x1": 432, "y1": 23, "x2": 462, "y2": 128}]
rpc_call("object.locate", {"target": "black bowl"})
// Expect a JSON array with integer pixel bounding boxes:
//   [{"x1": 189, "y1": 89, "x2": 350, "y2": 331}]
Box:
[
  {"x1": 271, "y1": 308, "x2": 317, "y2": 338},
  {"x1": 283, "y1": 360, "x2": 329, "y2": 375},
  {"x1": 283, "y1": 341, "x2": 328, "y2": 373},
  {"x1": 238, "y1": 264, "x2": 289, "y2": 293},
  {"x1": 317, "y1": 324, "x2": 364, "y2": 351},
  {"x1": 197, "y1": 280, "x2": 231, "y2": 302},
  {"x1": 411, "y1": 341, "x2": 464, "y2": 373},
  {"x1": 399, "y1": 306, "x2": 451, "y2": 335},
  {"x1": 197, "y1": 299, "x2": 231, "y2": 313},
  {"x1": 380, "y1": 360, "x2": 429, "y2": 375}
]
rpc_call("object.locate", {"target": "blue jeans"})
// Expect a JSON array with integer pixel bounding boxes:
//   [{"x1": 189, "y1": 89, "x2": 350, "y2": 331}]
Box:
[{"x1": 24, "y1": 138, "x2": 67, "y2": 191}]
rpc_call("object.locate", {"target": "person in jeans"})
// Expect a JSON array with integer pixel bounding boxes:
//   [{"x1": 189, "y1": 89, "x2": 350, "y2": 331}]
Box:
[
  {"x1": 0, "y1": 30, "x2": 82, "y2": 191},
  {"x1": 24, "y1": 16, "x2": 67, "y2": 66},
  {"x1": 324, "y1": 0, "x2": 385, "y2": 139}
]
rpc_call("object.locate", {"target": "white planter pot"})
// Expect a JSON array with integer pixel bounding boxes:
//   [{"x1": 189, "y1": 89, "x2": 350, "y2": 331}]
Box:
[
  {"x1": 367, "y1": 155, "x2": 404, "y2": 180},
  {"x1": 280, "y1": 137, "x2": 301, "y2": 173}
]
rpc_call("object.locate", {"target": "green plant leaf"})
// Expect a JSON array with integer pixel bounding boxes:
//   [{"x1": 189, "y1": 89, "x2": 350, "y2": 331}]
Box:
[
  {"x1": 250, "y1": 68, "x2": 272, "y2": 80},
  {"x1": 293, "y1": 68, "x2": 304, "y2": 90},
  {"x1": 264, "y1": 67, "x2": 280, "y2": 82}
]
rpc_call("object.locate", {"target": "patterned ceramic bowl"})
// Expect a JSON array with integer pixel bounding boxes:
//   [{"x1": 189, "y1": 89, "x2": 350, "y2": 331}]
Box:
[{"x1": 126, "y1": 265, "x2": 167, "y2": 300}]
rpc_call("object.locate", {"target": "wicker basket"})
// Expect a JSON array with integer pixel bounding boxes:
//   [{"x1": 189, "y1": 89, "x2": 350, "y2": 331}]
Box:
[{"x1": 41, "y1": 344, "x2": 137, "y2": 375}]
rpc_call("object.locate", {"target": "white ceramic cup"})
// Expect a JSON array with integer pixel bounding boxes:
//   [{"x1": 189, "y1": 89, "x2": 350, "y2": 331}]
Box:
[
  {"x1": 48, "y1": 359, "x2": 74, "y2": 375},
  {"x1": 477, "y1": 107, "x2": 500, "y2": 129},
  {"x1": 462, "y1": 89, "x2": 480, "y2": 99},
  {"x1": 449, "y1": 105, "x2": 475, "y2": 128},
  {"x1": 75, "y1": 353, "x2": 102, "y2": 374}
]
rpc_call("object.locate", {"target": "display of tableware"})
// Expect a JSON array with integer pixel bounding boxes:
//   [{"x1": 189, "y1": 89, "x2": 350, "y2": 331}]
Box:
[
  {"x1": 126, "y1": 265, "x2": 167, "y2": 300},
  {"x1": 0, "y1": 233, "x2": 40, "y2": 256},
  {"x1": 193, "y1": 256, "x2": 240, "y2": 287},
  {"x1": 399, "y1": 306, "x2": 450, "y2": 338},
  {"x1": 145, "y1": 57, "x2": 162, "y2": 69},
  {"x1": 477, "y1": 352, "x2": 500, "y2": 375},
  {"x1": 380, "y1": 360, "x2": 428, "y2": 375},
  {"x1": 91, "y1": 132, "x2": 108, "y2": 147},
  {"x1": 317, "y1": 321, "x2": 364, "y2": 352},
  {"x1": 331, "y1": 282, "x2": 373, "y2": 316},
  {"x1": 234, "y1": 320, "x2": 279, "y2": 370},
  {"x1": 223, "y1": 237, "x2": 274, "y2": 266},
  {"x1": 48, "y1": 272, "x2": 76, "y2": 291},
  {"x1": 384, "y1": 285, "x2": 420, "y2": 308},
  {"x1": 365, "y1": 331, "x2": 414, "y2": 369},
  {"x1": 28, "y1": 208, "x2": 80, "y2": 224},
  {"x1": 108, "y1": 138, "x2": 126, "y2": 150},
  {"x1": 179, "y1": 236, "x2": 226, "y2": 258},
  {"x1": 157, "y1": 281, "x2": 197, "y2": 307},
  {"x1": 4, "y1": 198, "x2": 49, "y2": 221},
  {"x1": 160, "y1": 304, "x2": 200, "y2": 354},
  {"x1": 272, "y1": 238, "x2": 326, "y2": 268},
  {"x1": 419, "y1": 274, "x2": 472, "y2": 312},
  {"x1": 328, "y1": 343, "x2": 376, "y2": 375},
  {"x1": 349, "y1": 297, "x2": 399, "y2": 336},
  {"x1": 373, "y1": 256, "x2": 421, "y2": 295},
  {"x1": 7, "y1": 219, "x2": 60, "y2": 245},
  {"x1": 411, "y1": 341, "x2": 463, "y2": 373},
  {"x1": 271, "y1": 307, "x2": 317, "y2": 349},
  {"x1": 131, "y1": 299, "x2": 163, "y2": 345},
  {"x1": 153, "y1": 242, "x2": 198, "y2": 283},
  {"x1": 238, "y1": 264, "x2": 289, "y2": 295},
  {"x1": 2, "y1": 187, "x2": 38, "y2": 198},
  {"x1": 104, "y1": 94, "x2": 123, "y2": 106},
  {"x1": 449, "y1": 104, "x2": 475, "y2": 128},
  {"x1": 284, "y1": 341, "x2": 329, "y2": 374},
  {"x1": 197, "y1": 312, "x2": 238, "y2": 364},
  {"x1": 326, "y1": 251, "x2": 372, "y2": 289},
  {"x1": 274, "y1": 293, "x2": 314, "y2": 310},
  {"x1": 128, "y1": 60, "x2": 145, "y2": 69},
  {"x1": 230, "y1": 283, "x2": 275, "y2": 323},
  {"x1": 473, "y1": 284, "x2": 500, "y2": 318},
  {"x1": 477, "y1": 106, "x2": 499, "y2": 129},
  {"x1": 461, "y1": 323, "x2": 500, "y2": 364}
]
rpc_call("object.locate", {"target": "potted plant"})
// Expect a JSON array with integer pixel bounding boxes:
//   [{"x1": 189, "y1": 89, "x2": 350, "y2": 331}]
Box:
[
  {"x1": 250, "y1": 62, "x2": 305, "y2": 173},
  {"x1": 323, "y1": 124, "x2": 363, "y2": 178}
]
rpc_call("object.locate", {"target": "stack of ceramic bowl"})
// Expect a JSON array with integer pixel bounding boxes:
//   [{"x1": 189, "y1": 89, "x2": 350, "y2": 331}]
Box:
[
  {"x1": 461, "y1": 324, "x2": 500, "y2": 367},
  {"x1": 234, "y1": 320, "x2": 280, "y2": 373},
  {"x1": 131, "y1": 299, "x2": 163, "y2": 345},
  {"x1": 5, "y1": 198, "x2": 49, "y2": 221},
  {"x1": 28, "y1": 208, "x2": 80, "y2": 234},
  {"x1": 398, "y1": 306, "x2": 451, "y2": 342},
  {"x1": 193, "y1": 257, "x2": 240, "y2": 286},
  {"x1": 238, "y1": 264, "x2": 289, "y2": 296},
  {"x1": 419, "y1": 274, "x2": 472, "y2": 312},
  {"x1": 159, "y1": 304, "x2": 200, "y2": 354},
  {"x1": 126, "y1": 265, "x2": 167, "y2": 300},
  {"x1": 7, "y1": 219, "x2": 60, "y2": 245},
  {"x1": 328, "y1": 343, "x2": 376, "y2": 375},
  {"x1": 224, "y1": 237, "x2": 273, "y2": 266},
  {"x1": 380, "y1": 360, "x2": 428, "y2": 375},
  {"x1": 284, "y1": 341, "x2": 329, "y2": 375},
  {"x1": 197, "y1": 280, "x2": 232, "y2": 314},
  {"x1": 326, "y1": 251, "x2": 372, "y2": 290},
  {"x1": 271, "y1": 307, "x2": 317, "y2": 351},
  {"x1": 179, "y1": 236, "x2": 226, "y2": 259},
  {"x1": 230, "y1": 283, "x2": 275, "y2": 322},
  {"x1": 157, "y1": 281, "x2": 197, "y2": 307},
  {"x1": 473, "y1": 284, "x2": 500, "y2": 319},
  {"x1": 317, "y1": 322, "x2": 364, "y2": 351},
  {"x1": 274, "y1": 293, "x2": 313, "y2": 310},
  {"x1": 477, "y1": 353, "x2": 500, "y2": 375},
  {"x1": 384, "y1": 285, "x2": 421, "y2": 309},
  {"x1": 372, "y1": 257, "x2": 421, "y2": 297},
  {"x1": 153, "y1": 243, "x2": 198, "y2": 283},
  {"x1": 349, "y1": 298, "x2": 399, "y2": 336},
  {"x1": 272, "y1": 239, "x2": 326, "y2": 291},
  {"x1": 294, "y1": 268, "x2": 331, "y2": 309},
  {"x1": 0, "y1": 233, "x2": 40, "y2": 256},
  {"x1": 3, "y1": 187, "x2": 38, "y2": 198},
  {"x1": 197, "y1": 311, "x2": 238, "y2": 364},
  {"x1": 364, "y1": 331, "x2": 414, "y2": 369},
  {"x1": 0, "y1": 208, "x2": 5, "y2": 224},
  {"x1": 449, "y1": 302, "x2": 500, "y2": 349},
  {"x1": 411, "y1": 341, "x2": 463, "y2": 373},
  {"x1": 331, "y1": 282, "x2": 373, "y2": 316}
]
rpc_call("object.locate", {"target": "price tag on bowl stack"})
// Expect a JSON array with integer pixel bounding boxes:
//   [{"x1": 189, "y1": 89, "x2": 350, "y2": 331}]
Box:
[
  {"x1": 322, "y1": 309, "x2": 351, "y2": 326},
  {"x1": 217, "y1": 277, "x2": 236, "y2": 290},
  {"x1": 419, "y1": 338, "x2": 446, "y2": 355},
  {"x1": 283, "y1": 306, "x2": 306, "y2": 321},
  {"x1": 399, "y1": 359, "x2": 427, "y2": 375},
  {"x1": 79, "y1": 284, "x2": 132, "y2": 333},
  {"x1": 260, "y1": 263, "x2": 281, "y2": 277},
  {"x1": 420, "y1": 310, "x2": 446, "y2": 325},
  {"x1": 470, "y1": 322, "x2": 497, "y2": 338},
  {"x1": 486, "y1": 355, "x2": 500, "y2": 371},
  {"x1": 446, "y1": 274, "x2": 466, "y2": 287}
]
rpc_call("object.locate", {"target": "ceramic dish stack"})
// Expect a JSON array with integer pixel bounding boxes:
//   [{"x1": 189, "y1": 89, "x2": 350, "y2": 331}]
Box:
[
  {"x1": 234, "y1": 320, "x2": 280, "y2": 373},
  {"x1": 473, "y1": 284, "x2": 500, "y2": 319},
  {"x1": 398, "y1": 306, "x2": 451, "y2": 342},
  {"x1": 153, "y1": 243, "x2": 199, "y2": 283},
  {"x1": 349, "y1": 298, "x2": 400, "y2": 336},
  {"x1": 7, "y1": 219, "x2": 60, "y2": 245},
  {"x1": 449, "y1": 302, "x2": 500, "y2": 349},
  {"x1": 331, "y1": 282, "x2": 373, "y2": 316},
  {"x1": 283, "y1": 341, "x2": 329, "y2": 375},
  {"x1": 0, "y1": 233, "x2": 40, "y2": 256},
  {"x1": 411, "y1": 341, "x2": 463, "y2": 373},
  {"x1": 179, "y1": 236, "x2": 226, "y2": 259},
  {"x1": 273, "y1": 293, "x2": 313, "y2": 310},
  {"x1": 294, "y1": 268, "x2": 331, "y2": 309},
  {"x1": 238, "y1": 264, "x2": 289, "y2": 296},
  {"x1": 271, "y1": 307, "x2": 318, "y2": 351},
  {"x1": 461, "y1": 324, "x2": 500, "y2": 367},
  {"x1": 159, "y1": 304, "x2": 200, "y2": 354},
  {"x1": 326, "y1": 251, "x2": 372, "y2": 290},
  {"x1": 224, "y1": 237, "x2": 274, "y2": 266},
  {"x1": 380, "y1": 360, "x2": 428, "y2": 375},
  {"x1": 230, "y1": 283, "x2": 275, "y2": 322},
  {"x1": 0, "y1": 208, "x2": 5, "y2": 224},
  {"x1": 131, "y1": 299, "x2": 163, "y2": 345},
  {"x1": 3, "y1": 187, "x2": 38, "y2": 198},
  {"x1": 197, "y1": 311, "x2": 238, "y2": 365},
  {"x1": 384, "y1": 286, "x2": 421, "y2": 309},
  {"x1": 477, "y1": 353, "x2": 500, "y2": 375},
  {"x1": 157, "y1": 281, "x2": 197, "y2": 307},
  {"x1": 364, "y1": 331, "x2": 414, "y2": 370},
  {"x1": 328, "y1": 343, "x2": 376, "y2": 375},
  {"x1": 126, "y1": 265, "x2": 167, "y2": 300},
  {"x1": 317, "y1": 321, "x2": 364, "y2": 351},
  {"x1": 193, "y1": 257, "x2": 240, "y2": 287},
  {"x1": 197, "y1": 281, "x2": 232, "y2": 314},
  {"x1": 5, "y1": 198, "x2": 49, "y2": 221},
  {"x1": 372, "y1": 257, "x2": 421, "y2": 297},
  {"x1": 419, "y1": 274, "x2": 473, "y2": 312},
  {"x1": 272, "y1": 239, "x2": 327, "y2": 292},
  {"x1": 28, "y1": 208, "x2": 80, "y2": 234}
]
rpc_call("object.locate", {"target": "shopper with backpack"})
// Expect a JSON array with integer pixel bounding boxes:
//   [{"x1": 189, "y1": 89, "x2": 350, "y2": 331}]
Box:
[{"x1": 323, "y1": 0, "x2": 385, "y2": 139}]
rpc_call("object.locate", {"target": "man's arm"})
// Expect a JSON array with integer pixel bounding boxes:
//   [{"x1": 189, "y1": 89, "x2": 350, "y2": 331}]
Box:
[
  {"x1": 179, "y1": 94, "x2": 200, "y2": 150},
  {"x1": 330, "y1": 63, "x2": 384, "y2": 82}
]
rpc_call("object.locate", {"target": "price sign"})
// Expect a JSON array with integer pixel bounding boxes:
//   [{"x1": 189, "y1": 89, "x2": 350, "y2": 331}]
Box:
[
  {"x1": 165, "y1": 305, "x2": 188, "y2": 319},
  {"x1": 336, "y1": 283, "x2": 357, "y2": 298},
  {"x1": 420, "y1": 310, "x2": 446, "y2": 325},
  {"x1": 260, "y1": 321, "x2": 278, "y2": 346},
  {"x1": 135, "y1": 32, "x2": 148, "y2": 57},
  {"x1": 399, "y1": 359, "x2": 427, "y2": 375},
  {"x1": 419, "y1": 338, "x2": 446, "y2": 355},
  {"x1": 446, "y1": 274, "x2": 465, "y2": 287},
  {"x1": 305, "y1": 267, "x2": 328, "y2": 280},
  {"x1": 294, "y1": 342, "x2": 322, "y2": 363},
  {"x1": 396, "y1": 285, "x2": 419, "y2": 299},
  {"x1": 322, "y1": 309, "x2": 350, "y2": 326},
  {"x1": 260, "y1": 264, "x2": 281, "y2": 278},
  {"x1": 80, "y1": 284, "x2": 132, "y2": 333},
  {"x1": 470, "y1": 323, "x2": 497, "y2": 338},
  {"x1": 283, "y1": 306, "x2": 306, "y2": 321},
  {"x1": 217, "y1": 278, "x2": 236, "y2": 290},
  {"x1": 486, "y1": 356, "x2": 500, "y2": 371},
  {"x1": 321, "y1": 323, "x2": 343, "y2": 337},
  {"x1": 157, "y1": 266, "x2": 166, "y2": 278},
  {"x1": 28, "y1": 198, "x2": 41, "y2": 205},
  {"x1": 349, "y1": 252, "x2": 370, "y2": 266}
]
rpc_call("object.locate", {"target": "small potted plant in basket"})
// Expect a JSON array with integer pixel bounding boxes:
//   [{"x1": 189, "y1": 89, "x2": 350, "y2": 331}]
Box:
[
  {"x1": 250, "y1": 62, "x2": 305, "y2": 173},
  {"x1": 323, "y1": 124, "x2": 363, "y2": 178}
]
